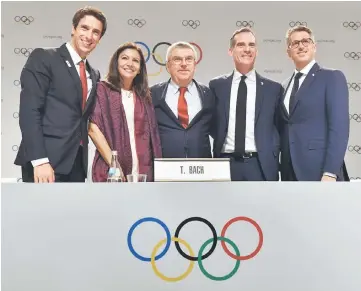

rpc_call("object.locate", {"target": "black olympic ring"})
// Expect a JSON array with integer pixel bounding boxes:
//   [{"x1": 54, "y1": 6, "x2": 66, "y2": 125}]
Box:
[
  {"x1": 349, "y1": 114, "x2": 361, "y2": 122},
  {"x1": 14, "y1": 48, "x2": 33, "y2": 57},
  {"x1": 12, "y1": 145, "x2": 19, "y2": 152},
  {"x1": 236, "y1": 21, "x2": 254, "y2": 28},
  {"x1": 348, "y1": 145, "x2": 361, "y2": 154},
  {"x1": 348, "y1": 83, "x2": 361, "y2": 91},
  {"x1": 343, "y1": 21, "x2": 361, "y2": 30},
  {"x1": 344, "y1": 52, "x2": 361, "y2": 60},
  {"x1": 14, "y1": 16, "x2": 34, "y2": 25},
  {"x1": 174, "y1": 217, "x2": 217, "y2": 261},
  {"x1": 289, "y1": 21, "x2": 307, "y2": 27},
  {"x1": 13, "y1": 112, "x2": 19, "y2": 119},
  {"x1": 182, "y1": 20, "x2": 200, "y2": 29},
  {"x1": 13, "y1": 80, "x2": 20, "y2": 86},
  {"x1": 127, "y1": 19, "x2": 146, "y2": 28}
]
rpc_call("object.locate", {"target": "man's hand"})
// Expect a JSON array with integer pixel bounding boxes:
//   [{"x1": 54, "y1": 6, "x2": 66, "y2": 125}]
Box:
[
  {"x1": 34, "y1": 163, "x2": 55, "y2": 183},
  {"x1": 321, "y1": 175, "x2": 336, "y2": 182}
]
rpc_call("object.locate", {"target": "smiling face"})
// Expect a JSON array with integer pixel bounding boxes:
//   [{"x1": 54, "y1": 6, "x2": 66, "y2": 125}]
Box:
[
  {"x1": 229, "y1": 31, "x2": 257, "y2": 73},
  {"x1": 166, "y1": 47, "x2": 196, "y2": 87},
  {"x1": 287, "y1": 30, "x2": 316, "y2": 70},
  {"x1": 71, "y1": 15, "x2": 103, "y2": 59},
  {"x1": 117, "y1": 48, "x2": 141, "y2": 82}
]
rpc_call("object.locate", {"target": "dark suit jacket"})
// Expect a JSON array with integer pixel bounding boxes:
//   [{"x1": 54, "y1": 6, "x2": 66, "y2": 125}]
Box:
[
  {"x1": 151, "y1": 79, "x2": 215, "y2": 158},
  {"x1": 14, "y1": 43, "x2": 100, "y2": 176},
  {"x1": 279, "y1": 62, "x2": 349, "y2": 181},
  {"x1": 209, "y1": 72, "x2": 283, "y2": 181}
]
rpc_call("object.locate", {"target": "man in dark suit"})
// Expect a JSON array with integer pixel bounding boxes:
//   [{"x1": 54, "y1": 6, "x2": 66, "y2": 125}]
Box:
[
  {"x1": 14, "y1": 7, "x2": 107, "y2": 183},
  {"x1": 210, "y1": 28, "x2": 283, "y2": 181},
  {"x1": 279, "y1": 25, "x2": 349, "y2": 181},
  {"x1": 151, "y1": 41, "x2": 215, "y2": 158}
]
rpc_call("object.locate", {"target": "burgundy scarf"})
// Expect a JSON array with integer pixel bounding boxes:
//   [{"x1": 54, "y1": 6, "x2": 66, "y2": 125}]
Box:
[{"x1": 90, "y1": 81, "x2": 162, "y2": 182}]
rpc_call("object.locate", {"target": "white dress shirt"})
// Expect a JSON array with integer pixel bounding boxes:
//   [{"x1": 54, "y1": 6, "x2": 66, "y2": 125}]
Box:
[
  {"x1": 121, "y1": 89, "x2": 139, "y2": 176},
  {"x1": 31, "y1": 43, "x2": 93, "y2": 167},
  {"x1": 284, "y1": 59, "x2": 316, "y2": 113},
  {"x1": 222, "y1": 69, "x2": 257, "y2": 153},
  {"x1": 165, "y1": 80, "x2": 202, "y2": 123}
]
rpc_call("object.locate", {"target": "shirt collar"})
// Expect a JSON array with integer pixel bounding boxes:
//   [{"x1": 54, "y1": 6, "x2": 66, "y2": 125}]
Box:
[
  {"x1": 294, "y1": 59, "x2": 316, "y2": 76},
  {"x1": 233, "y1": 68, "x2": 256, "y2": 82},
  {"x1": 169, "y1": 79, "x2": 195, "y2": 95},
  {"x1": 66, "y1": 42, "x2": 87, "y2": 66}
]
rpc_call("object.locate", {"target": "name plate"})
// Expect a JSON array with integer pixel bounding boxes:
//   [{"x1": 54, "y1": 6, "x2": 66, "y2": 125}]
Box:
[{"x1": 154, "y1": 158, "x2": 231, "y2": 182}]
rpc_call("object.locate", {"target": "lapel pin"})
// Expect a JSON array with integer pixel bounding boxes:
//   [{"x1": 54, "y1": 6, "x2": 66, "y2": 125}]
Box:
[
  {"x1": 65, "y1": 60, "x2": 71, "y2": 67},
  {"x1": 312, "y1": 73, "x2": 315, "y2": 76},
  {"x1": 261, "y1": 82, "x2": 264, "y2": 85}
]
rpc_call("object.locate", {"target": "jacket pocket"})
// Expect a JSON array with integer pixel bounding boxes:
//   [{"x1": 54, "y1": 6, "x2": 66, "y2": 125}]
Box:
[{"x1": 308, "y1": 139, "x2": 326, "y2": 150}]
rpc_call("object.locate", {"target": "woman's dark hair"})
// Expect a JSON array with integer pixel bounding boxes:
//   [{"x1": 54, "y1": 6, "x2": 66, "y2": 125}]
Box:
[
  {"x1": 105, "y1": 42, "x2": 151, "y2": 102},
  {"x1": 72, "y1": 6, "x2": 107, "y2": 38}
]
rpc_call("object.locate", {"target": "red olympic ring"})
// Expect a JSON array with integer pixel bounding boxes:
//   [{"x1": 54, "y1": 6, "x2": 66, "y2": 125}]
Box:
[{"x1": 220, "y1": 216, "x2": 263, "y2": 260}]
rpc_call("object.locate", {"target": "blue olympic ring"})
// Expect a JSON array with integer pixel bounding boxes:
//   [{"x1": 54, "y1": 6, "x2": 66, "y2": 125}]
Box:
[
  {"x1": 134, "y1": 41, "x2": 151, "y2": 63},
  {"x1": 127, "y1": 217, "x2": 171, "y2": 262}
]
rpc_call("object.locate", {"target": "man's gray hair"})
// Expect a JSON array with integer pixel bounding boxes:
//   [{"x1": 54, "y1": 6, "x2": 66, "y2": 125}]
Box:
[{"x1": 166, "y1": 41, "x2": 198, "y2": 62}]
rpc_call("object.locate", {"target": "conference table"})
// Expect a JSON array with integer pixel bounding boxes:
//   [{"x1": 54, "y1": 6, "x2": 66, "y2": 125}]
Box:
[{"x1": 2, "y1": 182, "x2": 360, "y2": 291}]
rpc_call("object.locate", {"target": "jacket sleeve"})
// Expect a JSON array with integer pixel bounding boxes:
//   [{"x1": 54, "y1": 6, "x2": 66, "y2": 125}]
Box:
[
  {"x1": 19, "y1": 48, "x2": 51, "y2": 161},
  {"x1": 323, "y1": 70, "x2": 349, "y2": 175}
]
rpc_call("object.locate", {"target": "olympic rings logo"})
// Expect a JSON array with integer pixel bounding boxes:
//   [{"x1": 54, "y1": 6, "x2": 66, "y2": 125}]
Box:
[
  {"x1": 350, "y1": 177, "x2": 361, "y2": 180},
  {"x1": 127, "y1": 216, "x2": 263, "y2": 282},
  {"x1": 134, "y1": 41, "x2": 203, "y2": 77},
  {"x1": 348, "y1": 145, "x2": 361, "y2": 154},
  {"x1": 14, "y1": 48, "x2": 33, "y2": 57},
  {"x1": 343, "y1": 21, "x2": 361, "y2": 30},
  {"x1": 13, "y1": 80, "x2": 20, "y2": 87},
  {"x1": 13, "y1": 112, "x2": 19, "y2": 119},
  {"x1": 289, "y1": 21, "x2": 307, "y2": 27},
  {"x1": 348, "y1": 82, "x2": 361, "y2": 91},
  {"x1": 14, "y1": 16, "x2": 34, "y2": 25},
  {"x1": 12, "y1": 145, "x2": 19, "y2": 152},
  {"x1": 236, "y1": 20, "x2": 254, "y2": 28},
  {"x1": 128, "y1": 18, "x2": 146, "y2": 28},
  {"x1": 344, "y1": 52, "x2": 361, "y2": 60},
  {"x1": 349, "y1": 114, "x2": 361, "y2": 122},
  {"x1": 182, "y1": 20, "x2": 200, "y2": 29}
]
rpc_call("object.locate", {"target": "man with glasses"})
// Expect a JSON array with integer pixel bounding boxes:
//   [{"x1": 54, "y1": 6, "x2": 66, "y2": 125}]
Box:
[
  {"x1": 151, "y1": 41, "x2": 215, "y2": 158},
  {"x1": 279, "y1": 25, "x2": 349, "y2": 181},
  {"x1": 209, "y1": 28, "x2": 283, "y2": 181}
]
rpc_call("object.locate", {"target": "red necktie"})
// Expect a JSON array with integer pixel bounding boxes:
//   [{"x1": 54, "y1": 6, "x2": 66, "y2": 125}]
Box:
[
  {"x1": 79, "y1": 60, "x2": 88, "y2": 110},
  {"x1": 178, "y1": 87, "x2": 189, "y2": 128}
]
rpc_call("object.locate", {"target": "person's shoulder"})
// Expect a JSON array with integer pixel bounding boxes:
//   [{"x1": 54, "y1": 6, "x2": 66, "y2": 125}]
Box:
[
  {"x1": 209, "y1": 73, "x2": 232, "y2": 84},
  {"x1": 150, "y1": 81, "x2": 168, "y2": 92},
  {"x1": 257, "y1": 72, "x2": 282, "y2": 89}
]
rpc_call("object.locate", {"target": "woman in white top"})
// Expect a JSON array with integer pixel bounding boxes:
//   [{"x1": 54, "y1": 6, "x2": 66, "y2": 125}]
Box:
[{"x1": 89, "y1": 42, "x2": 162, "y2": 182}]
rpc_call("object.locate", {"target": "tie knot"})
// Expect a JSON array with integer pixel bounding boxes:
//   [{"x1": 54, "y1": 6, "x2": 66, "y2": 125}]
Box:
[
  {"x1": 79, "y1": 60, "x2": 85, "y2": 67},
  {"x1": 295, "y1": 72, "x2": 303, "y2": 80},
  {"x1": 179, "y1": 87, "x2": 187, "y2": 95},
  {"x1": 240, "y1": 75, "x2": 247, "y2": 82}
]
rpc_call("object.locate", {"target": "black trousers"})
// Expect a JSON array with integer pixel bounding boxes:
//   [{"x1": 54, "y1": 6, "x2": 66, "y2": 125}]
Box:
[
  {"x1": 22, "y1": 147, "x2": 86, "y2": 183},
  {"x1": 220, "y1": 153, "x2": 266, "y2": 181}
]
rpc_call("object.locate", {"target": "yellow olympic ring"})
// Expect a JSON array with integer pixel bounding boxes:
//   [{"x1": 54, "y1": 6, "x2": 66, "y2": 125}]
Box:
[
  {"x1": 143, "y1": 52, "x2": 163, "y2": 77},
  {"x1": 150, "y1": 236, "x2": 195, "y2": 282}
]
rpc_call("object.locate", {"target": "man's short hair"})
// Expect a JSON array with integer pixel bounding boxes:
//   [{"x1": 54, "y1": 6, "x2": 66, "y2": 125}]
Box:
[
  {"x1": 166, "y1": 41, "x2": 198, "y2": 62},
  {"x1": 72, "y1": 6, "x2": 107, "y2": 38},
  {"x1": 285, "y1": 25, "x2": 315, "y2": 47},
  {"x1": 229, "y1": 27, "x2": 256, "y2": 48}
]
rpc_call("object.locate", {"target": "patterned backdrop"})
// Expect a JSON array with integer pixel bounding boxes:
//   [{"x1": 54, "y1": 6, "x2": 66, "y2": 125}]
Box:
[{"x1": 1, "y1": 1, "x2": 360, "y2": 181}]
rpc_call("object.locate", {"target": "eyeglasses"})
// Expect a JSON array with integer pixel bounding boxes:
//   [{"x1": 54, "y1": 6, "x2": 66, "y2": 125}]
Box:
[
  {"x1": 170, "y1": 56, "x2": 195, "y2": 65},
  {"x1": 289, "y1": 38, "x2": 314, "y2": 49}
]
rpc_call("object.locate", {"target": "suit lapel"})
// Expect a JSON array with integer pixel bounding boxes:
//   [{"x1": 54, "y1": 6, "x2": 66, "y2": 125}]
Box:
[
  {"x1": 289, "y1": 62, "x2": 320, "y2": 116},
  {"x1": 158, "y1": 80, "x2": 182, "y2": 126},
  {"x1": 58, "y1": 44, "x2": 82, "y2": 107},
  {"x1": 187, "y1": 80, "x2": 206, "y2": 128},
  {"x1": 83, "y1": 63, "x2": 98, "y2": 115},
  {"x1": 281, "y1": 75, "x2": 293, "y2": 118},
  {"x1": 223, "y1": 73, "x2": 234, "y2": 122},
  {"x1": 254, "y1": 73, "x2": 265, "y2": 125}
]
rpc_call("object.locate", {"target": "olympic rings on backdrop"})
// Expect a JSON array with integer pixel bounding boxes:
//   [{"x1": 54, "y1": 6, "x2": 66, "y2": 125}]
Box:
[{"x1": 127, "y1": 216, "x2": 263, "y2": 281}]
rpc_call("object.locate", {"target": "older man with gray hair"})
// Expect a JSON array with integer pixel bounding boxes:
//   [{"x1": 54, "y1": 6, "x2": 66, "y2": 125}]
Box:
[{"x1": 150, "y1": 41, "x2": 215, "y2": 158}]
